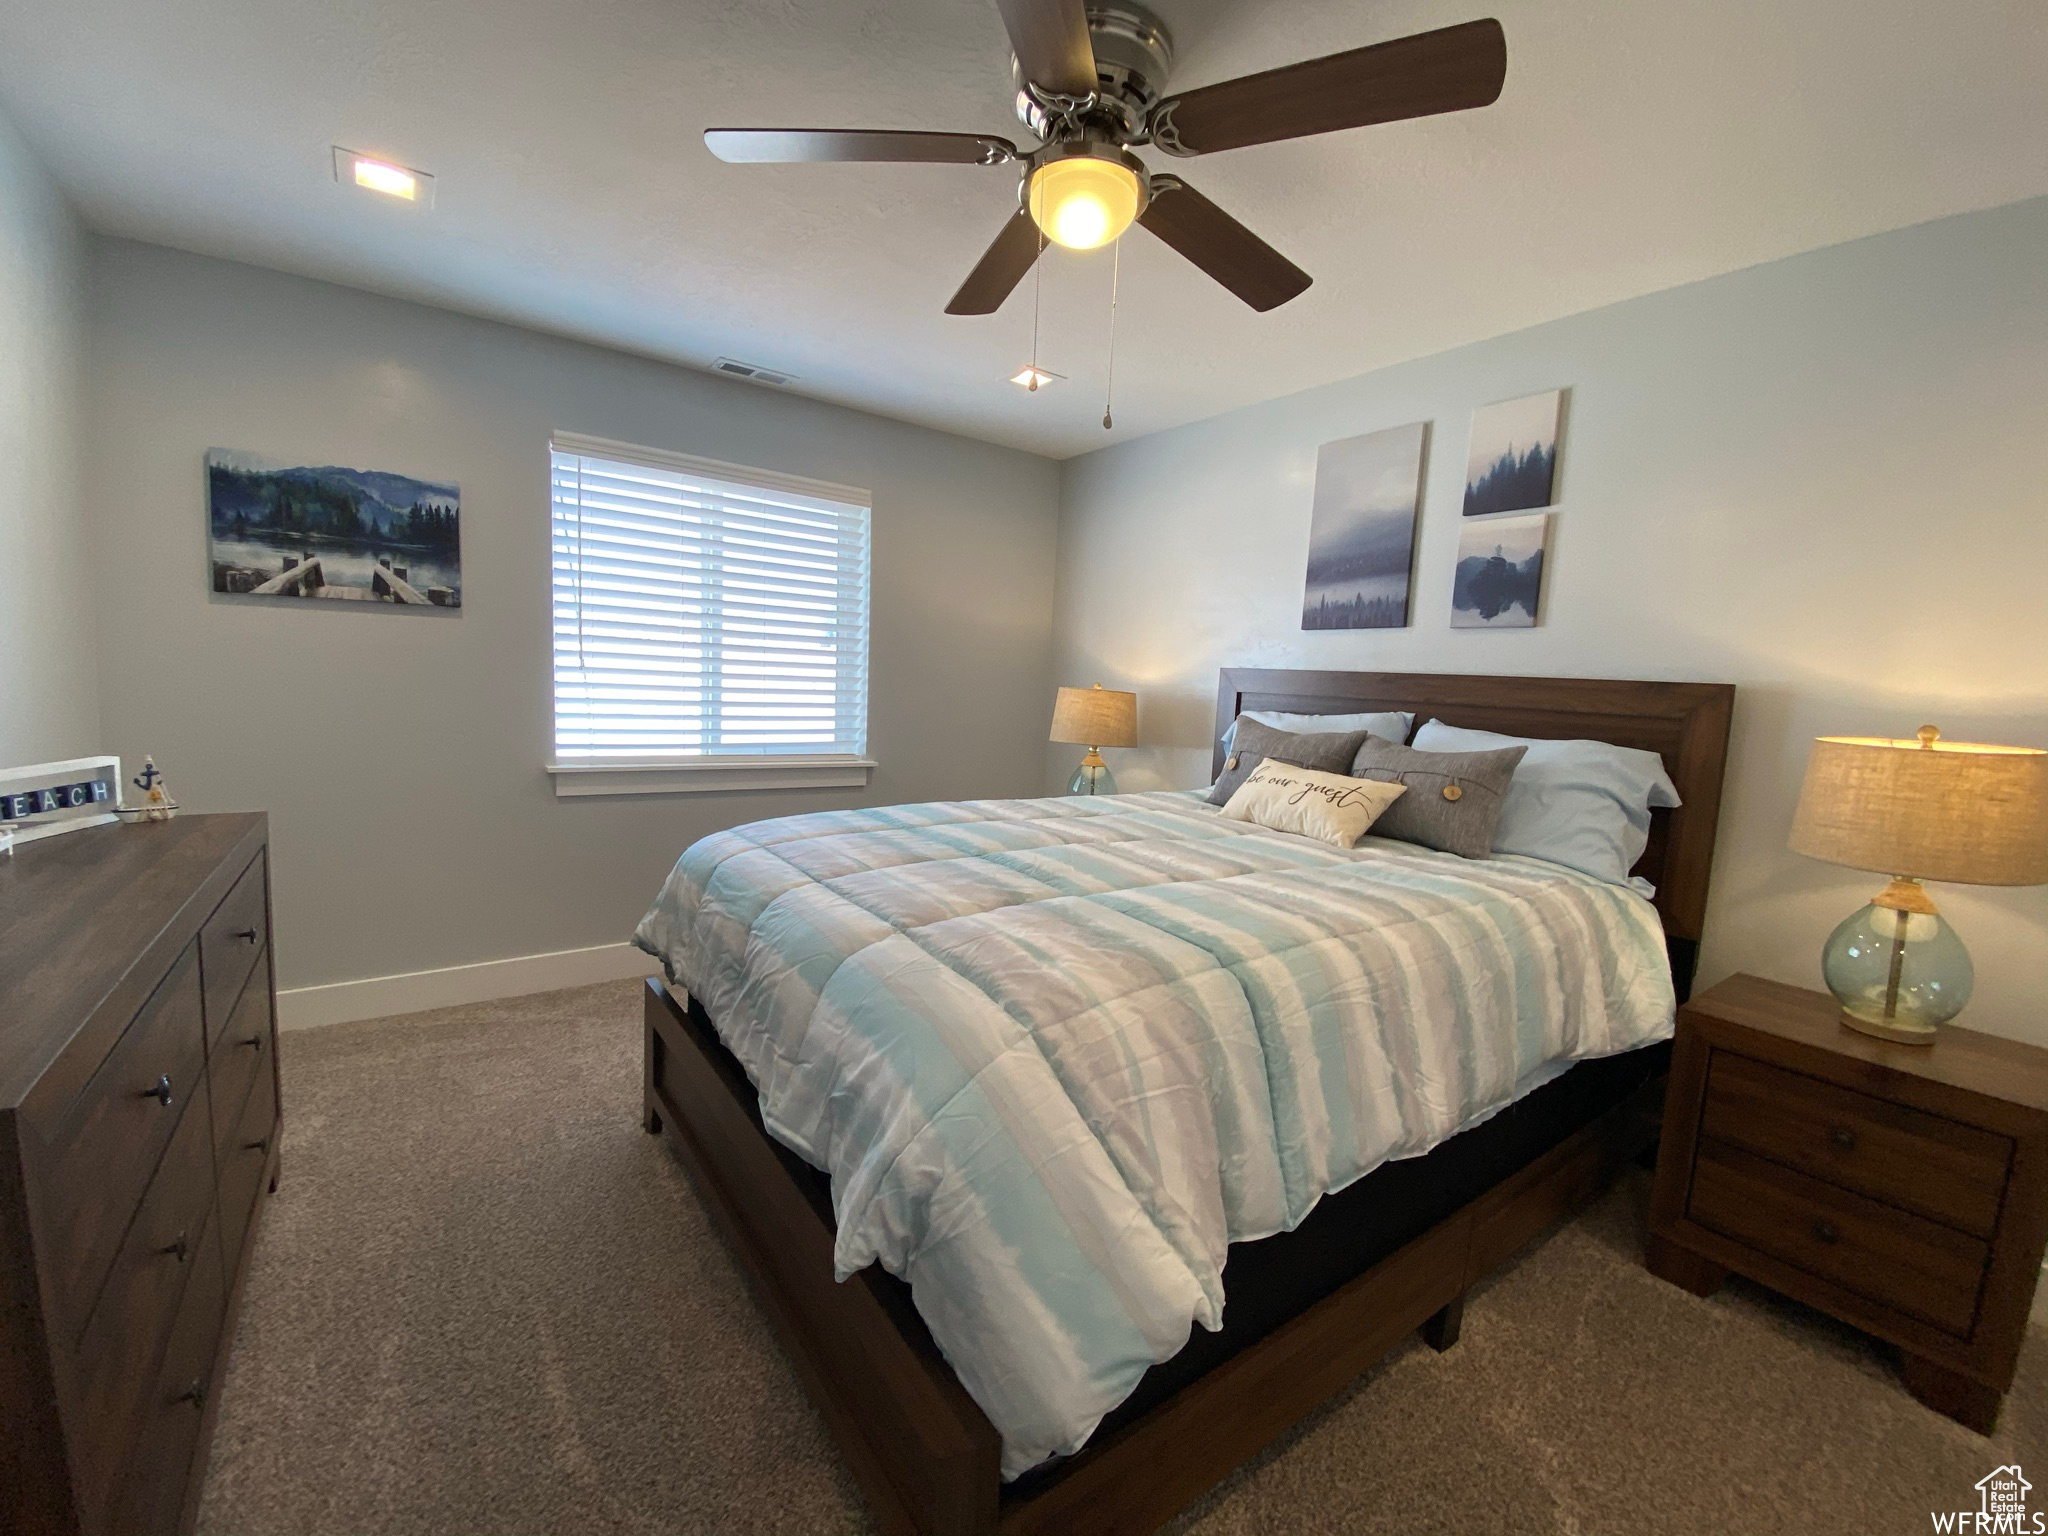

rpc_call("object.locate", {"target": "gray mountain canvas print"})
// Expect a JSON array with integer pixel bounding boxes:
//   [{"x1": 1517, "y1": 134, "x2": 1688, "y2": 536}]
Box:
[{"x1": 1302, "y1": 422, "x2": 1427, "y2": 630}]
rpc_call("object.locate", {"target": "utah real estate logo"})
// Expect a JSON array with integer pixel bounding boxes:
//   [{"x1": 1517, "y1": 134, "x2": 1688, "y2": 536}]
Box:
[{"x1": 1935, "y1": 1465, "x2": 2040, "y2": 1534}]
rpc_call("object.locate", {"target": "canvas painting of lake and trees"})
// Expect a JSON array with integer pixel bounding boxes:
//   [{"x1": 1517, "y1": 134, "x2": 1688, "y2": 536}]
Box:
[
  {"x1": 207, "y1": 449, "x2": 462, "y2": 608},
  {"x1": 1451, "y1": 512, "x2": 1548, "y2": 628},
  {"x1": 1301, "y1": 421, "x2": 1427, "y2": 630},
  {"x1": 1462, "y1": 389, "x2": 1562, "y2": 516}
]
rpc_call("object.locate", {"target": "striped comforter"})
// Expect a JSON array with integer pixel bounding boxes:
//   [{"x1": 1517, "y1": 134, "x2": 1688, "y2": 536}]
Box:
[{"x1": 633, "y1": 791, "x2": 1675, "y2": 1478}]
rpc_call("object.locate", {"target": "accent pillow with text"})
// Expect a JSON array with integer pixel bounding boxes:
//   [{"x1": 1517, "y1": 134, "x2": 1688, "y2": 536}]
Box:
[{"x1": 1219, "y1": 760, "x2": 1407, "y2": 848}]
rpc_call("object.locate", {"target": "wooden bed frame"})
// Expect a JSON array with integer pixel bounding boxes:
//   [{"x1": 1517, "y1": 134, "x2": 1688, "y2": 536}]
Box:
[{"x1": 641, "y1": 669, "x2": 1734, "y2": 1536}]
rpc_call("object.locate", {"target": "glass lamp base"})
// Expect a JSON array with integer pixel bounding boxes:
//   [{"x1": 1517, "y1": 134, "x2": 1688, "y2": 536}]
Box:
[
  {"x1": 1838, "y1": 1010, "x2": 1939, "y2": 1046},
  {"x1": 1067, "y1": 753, "x2": 1117, "y2": 796},
  {"x1": 1820, "y1": 895, "x2": 1973, "y2": 1046}
]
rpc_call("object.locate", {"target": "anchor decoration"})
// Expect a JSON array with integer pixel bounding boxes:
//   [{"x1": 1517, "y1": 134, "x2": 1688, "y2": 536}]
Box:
[{"x1": 121, "y1": 756, "x2": 181, "y2": 823}]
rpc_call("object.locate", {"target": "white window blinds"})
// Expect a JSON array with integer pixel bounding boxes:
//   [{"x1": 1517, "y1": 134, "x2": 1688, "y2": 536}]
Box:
[{"x1": 550, "y1": 435, "x2": 871, "y2": 763}]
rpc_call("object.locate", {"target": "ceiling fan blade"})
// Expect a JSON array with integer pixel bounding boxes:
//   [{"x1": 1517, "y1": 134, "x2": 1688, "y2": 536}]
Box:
[
  {"x1": 992, "y1": 0, "x2": 1098, "y2": 97},
  {"x1": 1149, "y1": 18, "x2": 1507, "y2": 156},
  {"x1": 946, "y1": 209, "x2": 1045, "y2": 316},
  {"x1": 704, "y1": 129, "x2": 1018, "y2": 165},
  {"x1": 1137, "y1": 178, "x2": 1311, "y2": 312}
]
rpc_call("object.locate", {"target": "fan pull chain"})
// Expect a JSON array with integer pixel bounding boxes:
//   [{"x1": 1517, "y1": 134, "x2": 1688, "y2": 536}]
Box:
[
  {"x1": 1028, "y1": 226, "x2": 1047, "y2": 389},
  {"x1": 1102, "y1": 236, "x2": 1121, "y2": 430}
]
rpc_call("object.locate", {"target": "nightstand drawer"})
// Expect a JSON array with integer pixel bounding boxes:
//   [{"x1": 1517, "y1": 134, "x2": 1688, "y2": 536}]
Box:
[
  {"x1": 1701, "y1": 1052, "x2": 2010, "y2": 1238},
  {"x1": 1688, "y1": 1138, "x2": 1989, "y2": 1336}
]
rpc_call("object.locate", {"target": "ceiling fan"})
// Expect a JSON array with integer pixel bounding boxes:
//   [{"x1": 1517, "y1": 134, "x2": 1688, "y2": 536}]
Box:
[{"x1": 705, "y1": 1, "x2": 1507, "y2": 317}]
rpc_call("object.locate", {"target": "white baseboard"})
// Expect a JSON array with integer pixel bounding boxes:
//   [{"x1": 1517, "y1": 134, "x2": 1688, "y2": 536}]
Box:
[{"x1": 277, "y1": 941, "x2": 661, "y2": 1030}]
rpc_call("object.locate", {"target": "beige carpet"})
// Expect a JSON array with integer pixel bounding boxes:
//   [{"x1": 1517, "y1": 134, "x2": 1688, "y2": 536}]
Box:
[{"x1": 197, "y1": 980, "x2": 2045, "y2": 1536}]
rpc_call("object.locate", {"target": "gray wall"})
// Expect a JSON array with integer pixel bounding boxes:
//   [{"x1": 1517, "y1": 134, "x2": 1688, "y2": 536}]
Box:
[
  {"x1": 0, "y1": 107, "x2": 97, "y2": 764},
  {"x1": 1052, "y1": 195, "x2": 2048, "y2": 1045},
  {"x1": 85, "y1": 240, "x2": 1060, "y2": 990}
]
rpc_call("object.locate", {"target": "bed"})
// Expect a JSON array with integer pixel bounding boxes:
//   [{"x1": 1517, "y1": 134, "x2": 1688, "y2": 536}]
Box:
[{"x1": 634, "y1": 668, "x2": 1733, "y2": 1535}]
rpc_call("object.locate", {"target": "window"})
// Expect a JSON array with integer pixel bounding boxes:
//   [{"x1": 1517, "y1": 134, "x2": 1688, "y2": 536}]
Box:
[{"x1": 548, "y1": 433, "x2": 873, "y2": 796}]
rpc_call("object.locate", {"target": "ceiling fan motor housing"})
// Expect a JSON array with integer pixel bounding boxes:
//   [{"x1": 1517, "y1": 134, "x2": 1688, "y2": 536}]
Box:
[{"x1": 1012, "y1": 3, "x2": 1174, "y2": 142}]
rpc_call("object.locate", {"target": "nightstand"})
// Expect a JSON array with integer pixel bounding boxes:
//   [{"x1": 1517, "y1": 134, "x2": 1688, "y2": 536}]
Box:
[{"x1": 1647, "y1": 973, "x2": 2048, "y2": 1433}]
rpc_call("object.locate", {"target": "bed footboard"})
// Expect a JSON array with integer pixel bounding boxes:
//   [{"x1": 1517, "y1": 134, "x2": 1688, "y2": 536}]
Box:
[
  {"x1": 642, "y1": 981, "x2": 1002, "y2": 1536},
  {"x1": 642, "y1": 979, "x2": 1667, "y2": 1536}
]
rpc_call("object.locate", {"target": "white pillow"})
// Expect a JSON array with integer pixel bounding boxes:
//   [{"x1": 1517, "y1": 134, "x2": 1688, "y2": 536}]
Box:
[
  {"x1": 1219, "y1": 761, "x2": 1407, "y2": 848},
  {"x1": 1220, "y1": 709, "x2": 1414, "y2": 753},
  {"x1": 1410, "y1": 721, "x2": 1681, "y2": 893}
]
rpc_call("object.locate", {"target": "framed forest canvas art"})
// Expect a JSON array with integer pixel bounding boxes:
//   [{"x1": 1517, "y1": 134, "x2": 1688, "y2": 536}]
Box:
[
  {"x1": 1462, "y1": 390, "x2": 1562, "y2": 516},
  {"x1": 1302, "y1": 422, "x2": 1427, "y2": 630}
]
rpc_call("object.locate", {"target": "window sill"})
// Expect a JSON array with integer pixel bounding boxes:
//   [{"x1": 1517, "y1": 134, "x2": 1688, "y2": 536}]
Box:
[{"x1": 546, "y1": 756, "x2": 877, "y2": 798}]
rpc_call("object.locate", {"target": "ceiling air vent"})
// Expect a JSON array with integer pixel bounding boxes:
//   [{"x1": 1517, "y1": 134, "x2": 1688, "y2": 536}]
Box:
[{"x1": 712, "y1": 357, "x2": 797, "y2": 387}]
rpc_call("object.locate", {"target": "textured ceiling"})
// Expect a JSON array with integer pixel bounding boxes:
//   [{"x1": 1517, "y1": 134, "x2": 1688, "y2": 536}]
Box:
[{"x1": 3, "y1": 0, "x2": 2045, "y2": 458}]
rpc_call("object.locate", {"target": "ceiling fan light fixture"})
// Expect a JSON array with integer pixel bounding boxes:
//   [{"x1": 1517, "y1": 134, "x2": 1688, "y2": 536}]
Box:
[
  {"x1": 715, "y1": 5, "x2": 1509, "y2": 318},
  {"x1": 1027, "y1": 148, "x2": 1145, "y2": 251},
  {"x1": 1011, "y1": 365, "x2": 1064, "y2": 389}
]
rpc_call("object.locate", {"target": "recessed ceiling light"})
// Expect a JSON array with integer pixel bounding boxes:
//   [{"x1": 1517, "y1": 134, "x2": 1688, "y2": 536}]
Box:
[
  {"x1": 1011, "y1": 365, "x2": 1064, "y2": 390},
  {"x1": 713, "y1": 356, "x2": 798, "y2": 387},
  {"x1": 333, "y1": 146, "x2": 435, "y2": 207}
]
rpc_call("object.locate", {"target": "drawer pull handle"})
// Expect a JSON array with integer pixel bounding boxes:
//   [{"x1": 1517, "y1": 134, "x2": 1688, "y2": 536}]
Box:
[
  {"x1": 241, "y1": 1033, "x2": 264, "y2": 1051},
  {"x1": 1813, "y1": 1219, "x2": 1841, "y2": 1245},
  {"x1": 245, "y1": 1136, "x2": 270, "y2": 1155},
  {"x1": 1828, "y1": 1127, "x2": 1857, "y2": 1152},
  {"x1": 160, "y1": 1230, "x2": 189, "y2": 1263},
  {"x1": 142, "y1": 1074, "x2": 173, "y2": 1107},
  {"x1": 233, "y1": 928, "x2": 259, "y2": 944},
  {"x1": 175, "y1": 1380, "x2": 207, "y2": 1410}
]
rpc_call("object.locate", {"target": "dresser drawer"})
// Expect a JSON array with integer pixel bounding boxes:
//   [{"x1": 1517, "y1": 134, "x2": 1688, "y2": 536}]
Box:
[
  {"x1": 42, "y1": 941, "x2": 209, "y2": 1335},
  {"x1": 216, "y1": 1050, "x2": 278, "y2": 1280},
  {"x1": 206, "y1": 968, "x2": 273, "y2": 1166},
  {"x1": 67, "y1": 1076, "x2": 217, "y2": 1524},
  {"x1": 200, "y1": 854, "x2": 267, "y2": 1046},
  {"x1": 1701, "y1": 1052, "x2": 2011, "y2": 1237},
  {"x1": 1689, "y1": 1138, "x2": 1989, "y2": 1336},
  {"x1": 103, "y1": 1202, "x2": 227, "y2": 1536}
]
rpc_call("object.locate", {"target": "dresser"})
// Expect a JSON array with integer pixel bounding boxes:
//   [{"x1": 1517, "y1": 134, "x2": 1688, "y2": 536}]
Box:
[
  {"x1": 0, "y1": 814, "x2": 281, "y2": 1536},
  {"x1": 1647, "y1": 973, "x2": 2048, "y2": 1433}
]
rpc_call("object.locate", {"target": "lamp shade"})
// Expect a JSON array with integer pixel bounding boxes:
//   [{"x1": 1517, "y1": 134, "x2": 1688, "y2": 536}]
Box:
[
  {"x1": 1050, "y1": 684, "x2": 1137, "y2": 748},
  {"x1": 1789, "y1": 728, "x2": 2048, "y2": 887}
]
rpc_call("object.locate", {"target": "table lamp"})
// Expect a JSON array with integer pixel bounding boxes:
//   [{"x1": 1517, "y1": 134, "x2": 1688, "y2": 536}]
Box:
[
  {"x1": 1789, "y1": 725, "x2": 2048, "y2": 1043},
  {"x1": 1050, "y1": 683, "x2": 1137, "y2": 796}
]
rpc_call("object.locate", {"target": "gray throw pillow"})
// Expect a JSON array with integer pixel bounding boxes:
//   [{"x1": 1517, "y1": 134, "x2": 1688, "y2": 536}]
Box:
[
  {"x1": 1348, "y1": 735, "x2": 1528, "y2": 859},
  {"x1": 1208, "y1": 719, "x2": 1374, "y2": 806}
]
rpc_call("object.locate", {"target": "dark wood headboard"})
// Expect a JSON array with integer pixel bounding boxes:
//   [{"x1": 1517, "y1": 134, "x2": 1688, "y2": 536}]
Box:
[{"x1": 1214, "y1": 669, "x2": 1735, "y2": 986}]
